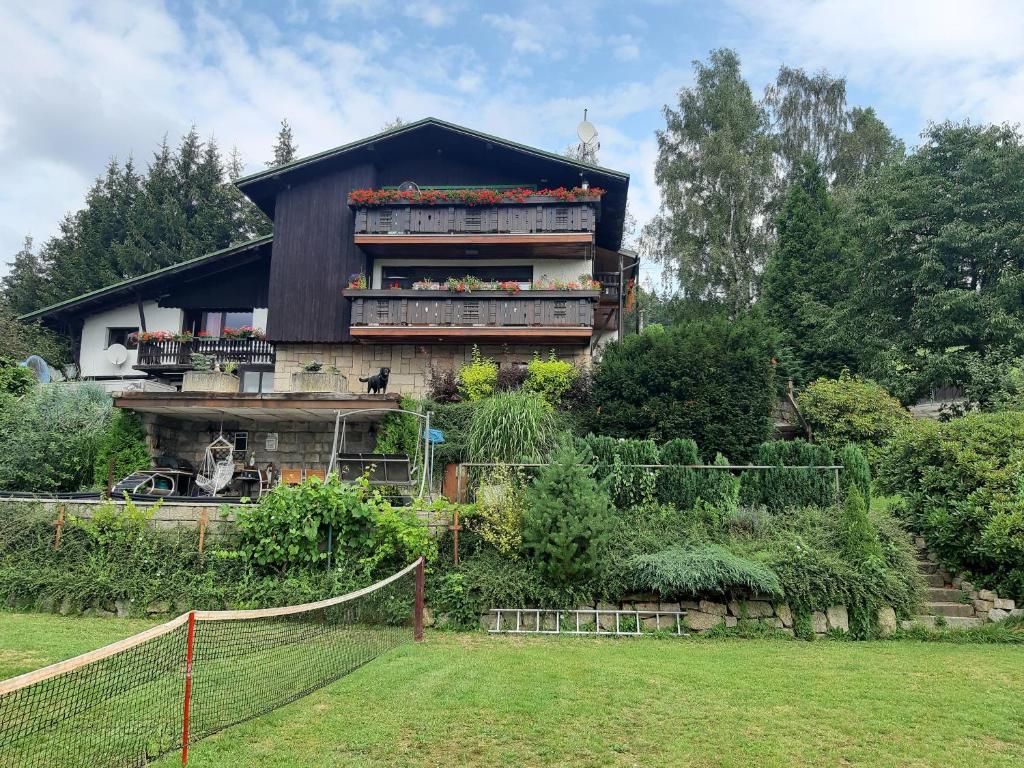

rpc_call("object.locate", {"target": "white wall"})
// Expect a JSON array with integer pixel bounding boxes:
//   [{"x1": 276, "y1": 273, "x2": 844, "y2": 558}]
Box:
[
  {"x1": 370, "y1": 257, "x2": 593, "y2": 288},
  {"x1": 79, "y1": 301, "x2": 182, "y2": 379}
]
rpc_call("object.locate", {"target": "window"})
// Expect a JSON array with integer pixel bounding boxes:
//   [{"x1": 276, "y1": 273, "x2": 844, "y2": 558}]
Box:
[
  {"x1": 240, "y1": 369, "x2": 274, "y2": 393},
  {"x1": 106, "y1": 327, "x2": 138, "y2": 349},
  {"x1": 232, "y1": 431, "x2": 249, "y2": 452},
  {"x1": 185, "y1": 310, "x2": 255, "y2": 337},
  {"x1": 380, "y1": 265, "x2": 533, "y2": 289}
]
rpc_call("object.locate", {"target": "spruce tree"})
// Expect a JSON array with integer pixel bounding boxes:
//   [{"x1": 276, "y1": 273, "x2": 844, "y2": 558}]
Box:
[
  {"x1": 268, "y1": 119, "x2": 297, "y2": 167},
  {"x1": 522, "y1": 445, "x2": 613, "y2": 585},
  {"x1": 2, "y1": 236, "x2": 45, "y2": 315}
]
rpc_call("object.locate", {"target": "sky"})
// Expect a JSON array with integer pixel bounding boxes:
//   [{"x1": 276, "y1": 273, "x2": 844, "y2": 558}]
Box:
[{"x1": 3, "y1": 0, "x2": 1024, "y2": 285}]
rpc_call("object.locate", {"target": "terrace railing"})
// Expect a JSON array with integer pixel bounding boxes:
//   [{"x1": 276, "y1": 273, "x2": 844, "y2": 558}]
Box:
[{"x1": 135, "y1": 337, "x2": 275, "y2": 372}]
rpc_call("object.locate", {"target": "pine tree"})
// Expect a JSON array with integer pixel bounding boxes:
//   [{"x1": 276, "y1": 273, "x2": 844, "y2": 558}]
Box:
[
  {"x1": 267, "y1": 119, "x2": 297, "y2": 167},
  {"x1": 521, "y1": 445, "x2": 613, "y2": 584},
  {"x1": 2, "y1": 236, "x2": 45, "y2": 315}
]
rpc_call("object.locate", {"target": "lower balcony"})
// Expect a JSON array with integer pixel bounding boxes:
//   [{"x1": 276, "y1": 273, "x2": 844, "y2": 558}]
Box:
[
  {"x1": 134, "y1": 337, "x2": 276, "y2": 373},
  {"x1": 345, "y1": 289, "x2": 598, "y2": 344}
]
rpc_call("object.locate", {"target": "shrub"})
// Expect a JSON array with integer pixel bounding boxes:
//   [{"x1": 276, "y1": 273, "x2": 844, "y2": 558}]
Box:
[
  {"x1": 840, "y1": 487, "x2": 883, "y2": 563},
  {"x1": 375, "y1": 397, "x2": 420, "y2": 455},
  {"x1": 696, "y1": 453, "x2": 740, "y2": 513},
  {"x1": 877, "y1": 411, "x2": 1024, "y2": 598},
  {"x1": 426, "y1": 364, "x2": 461, "y2": 403},
  {"x1": 522, "y1": 445, "x2": 613, "y2": 585},
  {"x1": 577, "y1": 435, "x2": 658, "y2": 509},
  {"x1": 739, "y1": 440, "x2": 836, "y2": 511},
  {"x1": 523, "y1": 351, "x2": 577, "y2": 405},
  {"x1": 627, "y1": 545, "x2": 783, "y2": 598},
  {"x1": 589, "y1": 314, "x2": 776, "y2": 461},
  {"x1": 466, "y1": 391, "x2": 555, "y2": 465},
  {"x1": 92, "y1": 411, "x2": 151, "y2": 488},
  {"x1": 798, "y1": 372, "x2": 909, "y2": 469},
  {"x1": 458, "y1": 346, "x2": 498, "y2": 402},
  {"x1": 655, "y1": 438, "x2": 700, "y2": 509},
  {"x1": 0, "y1": 383, "x2": 113, "y2": 492},
  {"x1": 0, "y1": 362, "x2": 36, "y2": 398},
  {"x1": 839, "y1": 443, "x2": 871, "y2": 508},
  {"x1": 471, "y1": 464, "x2": 526, "y2": 555},
  {"x1": 495, "y1": 364, "x2": 528, "y2": 393}
]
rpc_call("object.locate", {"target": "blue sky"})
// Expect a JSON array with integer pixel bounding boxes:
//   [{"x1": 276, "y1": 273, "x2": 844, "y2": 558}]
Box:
[{"x1": 3, "y1": 1, "x2": 1024, "y2": 285}]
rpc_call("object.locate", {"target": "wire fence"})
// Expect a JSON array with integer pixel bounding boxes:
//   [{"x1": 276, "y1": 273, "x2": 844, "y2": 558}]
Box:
[{"x1": 0, "y1": 558, "x2": 425, "y2": 768}]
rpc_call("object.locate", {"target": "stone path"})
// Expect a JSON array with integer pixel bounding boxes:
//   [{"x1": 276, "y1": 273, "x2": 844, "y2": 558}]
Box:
[{"x1": 905, "y1": 538, "x2": 984, "y2": 629}]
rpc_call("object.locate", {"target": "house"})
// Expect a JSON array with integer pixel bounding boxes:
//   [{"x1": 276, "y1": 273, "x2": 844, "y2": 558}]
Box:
[{"x1": 21, "y1": 118, "x2": 634, "y2": 486}]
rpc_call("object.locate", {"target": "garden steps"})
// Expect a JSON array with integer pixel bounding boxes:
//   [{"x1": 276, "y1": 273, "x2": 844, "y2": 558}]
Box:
[
  {"x1": 902, "y1": 615, "x2": 984, "y2": 630},
  {"x1": 925, "y1": 601, "x2": 976, "y2": 618},
  {"x1": 926, "y1": 586, "x2": 966, "y2": 602}
]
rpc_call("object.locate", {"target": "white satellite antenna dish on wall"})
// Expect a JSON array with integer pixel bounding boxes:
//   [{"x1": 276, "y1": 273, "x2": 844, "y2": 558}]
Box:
[
  {"x1": 575, "y1": 108, "x2": 600, "y2": 166},
  {"x1": 106, "y1": 344, "x2": 128, "y2": 366}
]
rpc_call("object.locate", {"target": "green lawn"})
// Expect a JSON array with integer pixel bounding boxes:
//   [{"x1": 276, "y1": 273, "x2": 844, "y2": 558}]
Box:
[{"x1": 2, "y1": 613, "x2": 1024, "y2": 767}]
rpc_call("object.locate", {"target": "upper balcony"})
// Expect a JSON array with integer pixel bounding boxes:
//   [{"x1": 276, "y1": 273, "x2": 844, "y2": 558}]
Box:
[
  {"x1": 134, "y1": 334, "x2": 275, "y2": 374},
  {"x1": 348, "y1": 186, "x2": 602, "y2": 258}
]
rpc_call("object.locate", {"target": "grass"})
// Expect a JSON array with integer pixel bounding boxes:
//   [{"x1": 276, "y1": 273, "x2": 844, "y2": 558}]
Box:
[{"x1": 3, "y1": 614, "x2": 1024, "y2": 767}]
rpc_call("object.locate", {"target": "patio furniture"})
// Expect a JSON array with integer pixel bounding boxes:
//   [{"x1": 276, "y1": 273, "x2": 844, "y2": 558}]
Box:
[
  {"x1": 280, "y1": 468, "x2": 303, "y2": 486},
  {"x1": 195, "y1": 434, "x2": 235, "y2": 496}
]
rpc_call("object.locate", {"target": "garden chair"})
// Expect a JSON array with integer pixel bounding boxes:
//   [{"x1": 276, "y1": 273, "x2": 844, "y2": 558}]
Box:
[
  {"x1": 305, "y1": 468, "x2": 326, "y2": 483},
  {"x1": 280, "y1": 468, "x2": 303, "y2": 486}
]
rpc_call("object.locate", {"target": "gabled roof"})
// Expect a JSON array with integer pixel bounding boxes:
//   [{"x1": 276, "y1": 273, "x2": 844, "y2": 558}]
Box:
[
  {"x1": 22, "y1": 236, "x2": 273, "y2": 324},
  {"x1": 236, "y1": 117, "x2": 631, "y2": 249}
]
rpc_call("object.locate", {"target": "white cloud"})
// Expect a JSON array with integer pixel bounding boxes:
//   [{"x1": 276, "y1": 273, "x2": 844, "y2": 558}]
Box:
[{"x1": 609, "y1": 34, "x2": 640, "y2": 62}]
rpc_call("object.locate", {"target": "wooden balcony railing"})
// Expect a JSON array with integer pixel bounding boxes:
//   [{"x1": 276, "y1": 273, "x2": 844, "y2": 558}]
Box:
[
  {"x1": 134, "y1": 337, "x2": 275, "y2": 372},
  {"x1": 595, "y1": 271, "x2": 621, "y2": 301},
  {"x1": 345, "y1": 289, "x2": 598, "y2": 344},
  {"x1": 353, "y1": 197, "x2": 599, "y2": 236}
]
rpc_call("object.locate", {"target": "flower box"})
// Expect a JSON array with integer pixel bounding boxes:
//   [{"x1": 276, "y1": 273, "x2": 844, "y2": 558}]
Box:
[
  {"x1": 182, "y1": 371, "x2": 239, "y2": 393},
  {"x1": 291, "y1": 371, "x2": 346, "y2": 393}
]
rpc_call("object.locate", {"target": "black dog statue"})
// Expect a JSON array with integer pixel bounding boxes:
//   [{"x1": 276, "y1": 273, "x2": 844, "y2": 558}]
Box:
[{"x1": 359, "y1": 366, "x2": 391, "y2": 394}]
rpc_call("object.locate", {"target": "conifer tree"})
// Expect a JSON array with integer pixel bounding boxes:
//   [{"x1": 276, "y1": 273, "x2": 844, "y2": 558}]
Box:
[
  {"x1": 268, "y1": 119, "x2": 297, "y2": 166},
  {"x1": 2, "y1": 236, "x2": 45, "y2": 316}
]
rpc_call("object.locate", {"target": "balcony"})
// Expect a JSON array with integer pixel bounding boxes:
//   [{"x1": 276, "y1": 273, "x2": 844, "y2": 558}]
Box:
[
  {"x1": 345, "y1": 289, "x2": 599, "y2": 344},
  {"x1": 134, "y1": 337, "x2": 276, "y2": 373},
  {"x1": 350, "y1": 190, "x2": 601, "y2": 259}
]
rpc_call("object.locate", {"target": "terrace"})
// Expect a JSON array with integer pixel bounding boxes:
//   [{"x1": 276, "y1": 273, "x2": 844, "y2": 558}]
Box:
[{"x1": 134, "y1": 335, "x2": 275, "y2": 374}]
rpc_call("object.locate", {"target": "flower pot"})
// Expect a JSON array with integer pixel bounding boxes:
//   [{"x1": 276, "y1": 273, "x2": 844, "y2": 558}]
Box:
[
  {"x1": 182, "y1": 371, "x2": 239, "y2": 393},
  {"x1": 291, "y1": 371, "x2": 346, "y2": 393}
]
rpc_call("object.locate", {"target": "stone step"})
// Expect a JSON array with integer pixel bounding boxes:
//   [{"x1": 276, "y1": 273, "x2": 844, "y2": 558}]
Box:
[
  {"x1": 926, "y1": 601, "x2": 976, "y2": 618},
  {"x1": 916, "y1": 560, "x2": 939, "y2": 574},
  {"x1": 923, "y1": 572, "x2": 946, "y2": 587},
  {"x1": 927, "y1": 587, "x2": 964, "y2": 602},
  {"x1": 902, "y1": 615, "x2": 984, "y2": 630}
]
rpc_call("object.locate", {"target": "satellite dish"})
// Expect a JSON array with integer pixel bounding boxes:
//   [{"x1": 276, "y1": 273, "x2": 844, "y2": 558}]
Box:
[
  {"x1": 21, "y1": 355, "x2": 51, "y2": 383},
  {"x1": 398, "y1": 181, "x2": 420, "y2": 193},
  {"x1": 577, "y1": 119, "x2": 597, "y2": 144},
  {"x1": 106, "y1": 344, "x2": 128, "y2": 366}
]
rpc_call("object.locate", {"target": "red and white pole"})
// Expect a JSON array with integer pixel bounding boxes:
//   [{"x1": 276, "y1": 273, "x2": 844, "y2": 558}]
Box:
[{"x1": 182, "y1": 611, "x2": 196, "y2": 765}]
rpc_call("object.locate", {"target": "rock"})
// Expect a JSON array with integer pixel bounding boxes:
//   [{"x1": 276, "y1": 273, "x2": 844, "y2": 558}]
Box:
[
  {"x1": 724, "y1": 616, "x2": 738, "y2": 628},
  {"x1": 698, "y1": 600, "x2": 727, "y2": 616},
  {"x1": 994, "y1": 597, "x2": 1015, "y2": 611},
  {"x1": 952, "y1": 576, "x2": 963, "y2": 589},
  {"x1": 422, "y1": 607, "x2": 435, "y2": 628},
  {"x1": 775, "y1": 604, "x2": 794, "y2": 628},
  {"x1": 960, "y1": 581, "x2": 974, "y2": 593},
  {"x1": 765, "y1": 618, "x2": 785, "y2": 629},
  {"x1": 82, "y1": 607, "x2": 115, "y2": 619},
  {"x1": 679, "y1": 600, "x2": 702, "y2": 611},
  {"x1": 974, "y1": 599, "x2": 994, "y2": 613},
  {"x1": 978, "y1": 589, "x2": 997, "y2": 601},
  {"x1": 58, "y1": 598, "x2": 74, "y2": 616},
  {"x1": 826, "y1": 605, "x2": 849, "y2": 633},
  {"x1": 684, "y1": 611, "x2": 724, "y2": 631},
  {"x1": 1010, "y1": 608, "x2": 1023, "y2": 618},
  {"x1": 914, "y1": 536, "x2": 926, "y2": 550},
  {"x1": 877, "y1": 606, "x2": 898, "y2": 637},
  {"x1": 597, "y1": 611, "x2": 618, "y2": 632},
  {"x1": 811, "y1": 611, "x2": 828, "y2": 634},
  {"x1": 114, "y1": 598, "x2": 133, "y2": 618},
  {"x1": 728, "y1": 600, "x2": 775, "y2": 618},
  {"x1": 37, "y1": 597, "x2": 56, "y2": 613},
  {"x1": 659, "y1": 602, "x2": 681, "y2": 613},
  {"x1": 988, "y1": 608, "x2": 1009, "y2": 622},
  {"x1": 479, "y1": 612, "x2": 499, "y2": 630},
  {"x1": 146, "y1": 600, "x2": 171, "y2": 616},
  {"x1": 630, "y1": 602, "x2": 662, "y2": 612},
  {"x1": 781, "y1": 628, "x2": 795, "y2": 637}
]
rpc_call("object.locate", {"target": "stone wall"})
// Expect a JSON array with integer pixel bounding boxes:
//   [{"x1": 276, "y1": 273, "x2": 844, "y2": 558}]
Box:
[
  {"x1": 142, "y1": 414, "x2": 373, "y2": 472},
  {"x1": 0, "y1": 497, "x2": 237, "y2": 537},
  {"x1": 274, "y1": 343, "x2": 591, "y2": 399}
]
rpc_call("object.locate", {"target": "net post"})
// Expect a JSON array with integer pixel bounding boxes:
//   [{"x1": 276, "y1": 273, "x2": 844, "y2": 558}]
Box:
[
  {"x1": 414, "y1": 556, "x2": 425, "y2": 643},
  {"x1": 54, "y1": 504, "x2": 65, "y2": 550},
  {"x1": 182, "y1": 611, "x2": 196, "y2": 765},
  {"x1": 198, "y1": 510, "x2": 208, "y2": 556}
]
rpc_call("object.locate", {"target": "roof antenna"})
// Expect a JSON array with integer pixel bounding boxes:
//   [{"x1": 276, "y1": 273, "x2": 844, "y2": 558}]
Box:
[{"x1": 575, "y1": 109, "x2": 599, "y2": 166}]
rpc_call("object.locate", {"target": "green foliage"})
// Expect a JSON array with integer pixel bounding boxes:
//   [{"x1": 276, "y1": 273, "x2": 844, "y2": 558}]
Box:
[
  {"x1": 655, "y1": 438, "x2": 700, "y2": 509},
  {"x1": 627, "y1": 545, "x2": 782, "y2": 598},
  {"x1": 470, "y1": 465, "x2": 526, "y2": 555},
  {"x1": 740, "y1": 440, "x2": 836, "y2": 511},
  {"x1": 590, "y1": 314, "x2": 776, "y2": 461},
  {"x1": 798, "y1": 372, "x2": 909, "y2": 468},
  {"x1": 839, "y1": 443, "x2": 871, "y2": 509},
  {"x1": 458, "y1": 346, "x2": 498, "y2": 402},
  {"x1": 0, "y1": 383, "x2": 113, "y2": 492},
  {"x1": 0, "y1": 362, "x2": 36, "y2": 398},
  {"x1": 466, "y1": 391, "x2": 554, "y2": 465},
  {"x1": 840, "y1": 487, "x2": 883, "y2": 563},
  {"x1": 523, "y1": 352, "x2": 577, "y2": 405},
  {"x1": 374, "y1": 397, "x2": 420, "y2": 456},
  {"x1": 878, "y1": 412, "x2": 1024, "y2": 599},
  {"x1": 697, "y1": 453, "x2": 741, "y2": 513},
  {"x1": 236, "y1": 475, "x2": 433, "y2": 576},
  {"x1": 92, "y1": 411, "x2": 151, "y2": 488},
  {"x1": 521, "y1": 445, "x2": 614, "y2": 585}
]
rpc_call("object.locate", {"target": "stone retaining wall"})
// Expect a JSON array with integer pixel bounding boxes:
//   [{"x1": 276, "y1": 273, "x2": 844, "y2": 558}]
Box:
[{"x1": 0, "y1": 497, "x2": 238, "y2": 537}]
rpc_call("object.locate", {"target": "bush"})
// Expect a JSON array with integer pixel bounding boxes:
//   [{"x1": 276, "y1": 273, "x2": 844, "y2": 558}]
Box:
[
  {"x1": 92, "y1": 411, "x2": 151, "y2": 488},
  {"x1": 0, "y1": 383, "x2": 113, "y2": 492},
  {"x1": 655, "y1": 438, "x2": 700, "y2": 510},
  {"x1": 466, "y1": 391, "x2": 555, "y2": 465},
  {"x1": 740, "y1": 440, "x2": 836, "y2": 511},
  {"x1": 590, "y1": 314, "x2": 776, "y2": 461},
  {"x1": 577, "y1": 435, "x2": 658, "y2": 509},
  {"x1": 840, "y1": 487, "x2": 883, "y2": 563},
  {"x1": 471, "y1": 464, "x2": 526, "y2": 555},
  {"x1": 798, "y1": 372, "x2": 909, "y2": 469},
  {"x1": 878, "y1": 412, "x2": 1024, "y2": 598},
  {"x1": 495, "y1": 364, "x2": 528, "y2": 393},
  {"x1": 522, "y1": 445, "x2": 613, "y2": 585},
  {"x1": 523, "y1": 352, "x2": 577, "y2": 405},
  {"x1": 0, "y1": 362, "x2": 36, "y2": 398},
  {"x1": 426, "y1": 364, "x2": 461, "y2": 403},
  {"x1": 839, "y1": 443, "x2": 871, "y2": 508},
  {"x1": 696, "y1": 453, "x2": 741, "y2": 512},
  {"x1": 458, "y1": 346, "x2": 498, "y2": 402},
  {"x1": 627, "y1": 544, "x2": 782, "y2": 598}
]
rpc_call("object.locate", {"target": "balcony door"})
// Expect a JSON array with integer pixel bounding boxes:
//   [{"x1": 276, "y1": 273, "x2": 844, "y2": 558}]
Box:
[{"x1": 185, "y1": 310, "x2": 254, "y2": 337}]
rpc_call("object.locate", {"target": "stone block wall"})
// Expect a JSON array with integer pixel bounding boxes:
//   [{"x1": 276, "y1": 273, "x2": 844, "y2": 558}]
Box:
[
  {"x1": 142, "y1": 414, "x2": 373, "y2": 473},
  {"x1": 273, "y1": 343, "x2": 591, "y2": 399}
]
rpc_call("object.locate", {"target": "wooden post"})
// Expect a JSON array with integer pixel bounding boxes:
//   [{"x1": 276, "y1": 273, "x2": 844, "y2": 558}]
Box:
[
  {"x1": 198, "y1": 510, "x2": 208, "y2": 556},
  {"x1": 54, "y1": 504, "x2": 65, "y2": 550},
  {"x1": 106, "y1": 457, "x2": 117, "y2": 500},
  {"x1": 834, "y1": 467, "x2": 842, "y2": 507},
  {"x1": 414, "y1": 556, "x2": 425, "y2": 643},
  {"x1": 451, "y1": 507, "x2": 462, "y2": 566},
  {"x1": 181, "y1": 611, "x2": 196, "y2": 765}
]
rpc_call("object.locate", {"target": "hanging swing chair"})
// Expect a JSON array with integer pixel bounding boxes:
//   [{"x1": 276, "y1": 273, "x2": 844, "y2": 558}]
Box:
[{"x1": 195, "y1": 434, "x2": 235, "y2": 496}]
